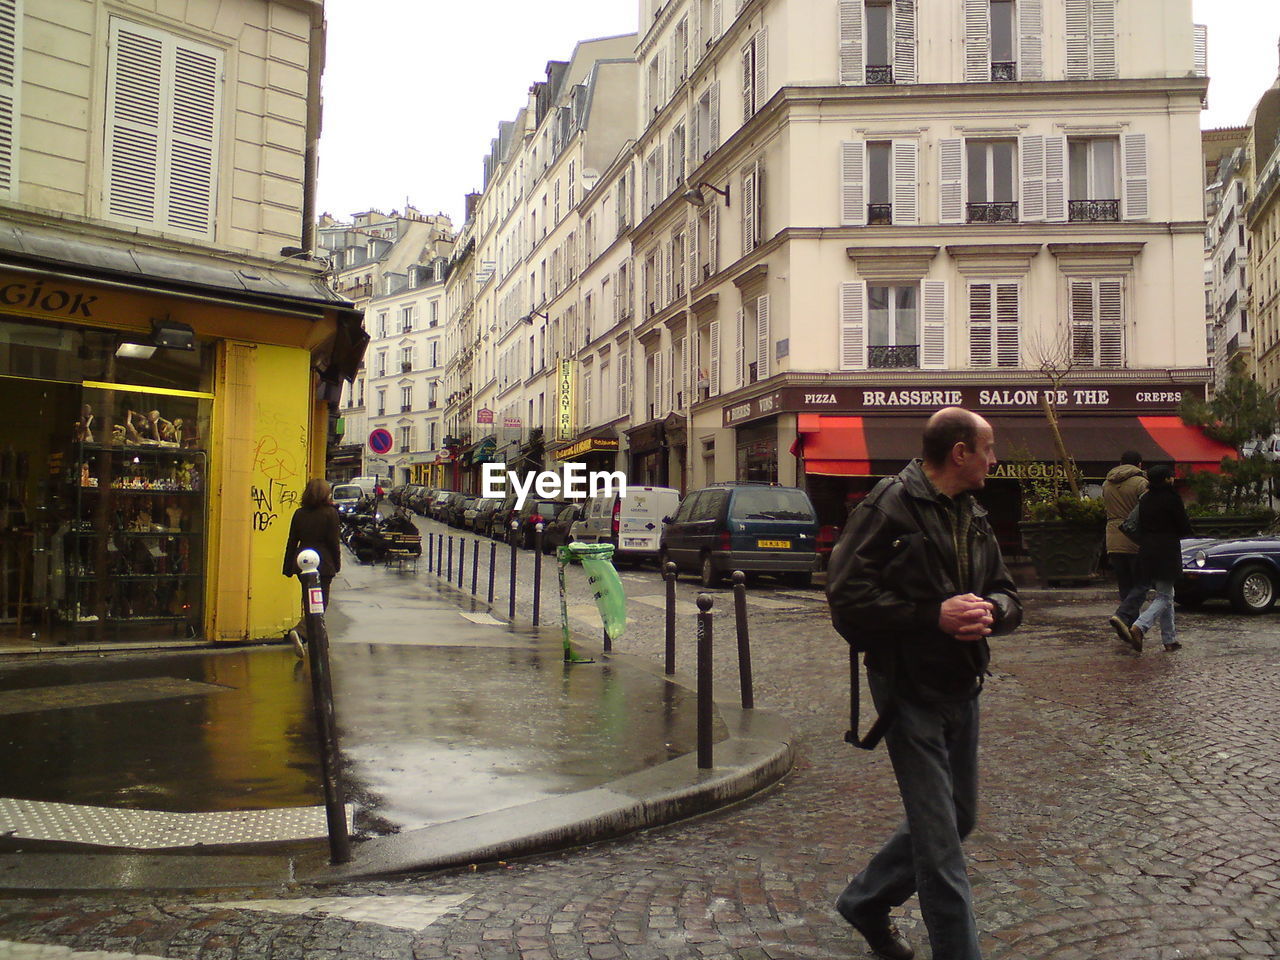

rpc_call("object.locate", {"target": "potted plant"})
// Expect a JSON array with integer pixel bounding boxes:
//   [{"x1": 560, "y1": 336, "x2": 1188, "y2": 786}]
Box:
[{"x1": 1016, "y1": 460, "x2": 1108, "y2": 584}]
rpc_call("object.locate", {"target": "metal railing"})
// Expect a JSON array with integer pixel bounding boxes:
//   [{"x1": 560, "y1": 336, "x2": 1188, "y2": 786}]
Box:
[
  {"x1": 1068, "y1": 199, "x2": 1120, "y2": 222},
  {"x1": 967, "y1": 201, "x2": 1019, "y2": 223},
  {"x1": 868, "y1": 344, "x2": 920, "y2": 369}
]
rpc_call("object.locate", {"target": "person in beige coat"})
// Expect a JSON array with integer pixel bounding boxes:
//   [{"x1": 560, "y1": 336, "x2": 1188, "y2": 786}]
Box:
[{"x1": 1104, "y1": 451, "x2": 1148, "y2": 640}]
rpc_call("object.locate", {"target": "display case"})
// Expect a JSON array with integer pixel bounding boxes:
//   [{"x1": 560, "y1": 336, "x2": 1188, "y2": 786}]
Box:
[{"x1": 58, "y1": 385, "x2": 210, "y2": 642}]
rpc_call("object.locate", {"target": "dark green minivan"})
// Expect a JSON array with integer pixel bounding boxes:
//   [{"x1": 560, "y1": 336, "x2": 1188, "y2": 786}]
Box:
[{"x1": 659, "y1": 483, "x2": 819, "y2": 587}]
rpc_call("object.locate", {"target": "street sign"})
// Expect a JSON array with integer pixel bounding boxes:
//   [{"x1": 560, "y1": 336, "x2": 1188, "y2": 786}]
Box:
[{"x1": 368, "y1": 428, "x2": 393, "y2": 455}]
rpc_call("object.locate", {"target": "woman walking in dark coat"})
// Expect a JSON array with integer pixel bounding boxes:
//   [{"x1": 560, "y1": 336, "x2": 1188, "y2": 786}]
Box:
[
  {"x1": 282, "y1": 478, "x2": 342, "y2": 658},
  {"x1": 1124, "y1": 463, "x2": 1192, "y2": 653}
]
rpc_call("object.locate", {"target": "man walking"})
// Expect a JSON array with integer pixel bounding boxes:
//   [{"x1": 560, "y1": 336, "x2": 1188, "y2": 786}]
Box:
[
  {"x1": 827, "y1": 407, "x2": 1022, "y2": 960},
  {"x1": 1103, "y1": 451, "x2": 1148, "y2": 644}
]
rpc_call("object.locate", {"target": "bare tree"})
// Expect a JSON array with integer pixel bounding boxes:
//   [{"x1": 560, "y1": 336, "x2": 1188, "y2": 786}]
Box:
[{"x1": 1023, "y1": 325, "x2": 1082, "y2": 497}]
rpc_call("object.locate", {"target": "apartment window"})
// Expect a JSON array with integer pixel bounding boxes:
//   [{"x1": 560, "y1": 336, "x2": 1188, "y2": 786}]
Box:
[
  {"x1": 839, "y1": 0, "x2": 917, "y2": 86},
  {"x1": 428, "y1": 421, "x2": 437, "y2": 450},
  {"x1": 376, "y1": 388, "x2": 386, "y2": 416},
  {"x1": 966, "y1": 140, "x2": 1017, "y2": 222},
  {"x1": 429, "y1": 340, "x2": 439, "y2": 368},
  {"x1": 377, "y1": 350, "x2": 387, "y2": 377},
  {"x1": 868, "y1": 142, "x2": 892, "y2": 224},
  {"x1": 696, "y1": 83, "x2": 720, "y2": 160},
  {"x1": 104, "y1": 19, "x2": 222, "y2": 238},
  {"x1": 968, "y1": 281, "x2": 1020, "y2": 367},
  {"x1": 990, "y1": 0, "x2": 1015, "y2": 79},
  {"x1": 583, "y1": 371, "x2": 593, "y2": 424},
  {"x1": 428, "y1": 380, "x2": 438, "y2": 408},
  {"x1": 868, "y1": 285, "x2": 919, "y2": 368},
  {"x1": 399, "y1": 425, "x2": 411, "y2": 453},
  {"x1": 865, "y1": 0, "x2": 892, "y2": 83},
  {"x1": 401, "y1": 305, "x2": 414, "y2": 332},
  {"x1": 618, "y1": 260, "x2": 632, "y2": 318},
  {"x1": 430, "y1": 300, "x2": 439, "y2": 326},
  {"x1": 377, "y1": 312, "x2": 387, "y2": 338},
  {"x1": 1068, "y1": 138, "x2": 1119, "y2": 222},
  {"x1": 1069, "y1": 278, "x2": 1124, "y2": 367},
  {"x1": 584, "y1": 293, "x2": 594, "y2": 345},
  {"x1": 669, "y1": 123, "x2": 686, "y2": 189},
  {"x1": 356, "y1": 378, "x2": 365, "y2": 407},
  {"x1": 844, "y1": 139, "x2": 919, "y2": 226},
  {"x1": 741, "y1": 28, "x2": 768, "y2": 119},
  {"x1": 401, "y1": 385, "x2": 413, "y2": 412}
]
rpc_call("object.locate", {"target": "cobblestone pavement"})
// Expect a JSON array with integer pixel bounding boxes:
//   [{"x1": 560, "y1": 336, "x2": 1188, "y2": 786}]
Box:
[{"x1": 2, "y1": 531, "x2": 1280, "y2": 958}]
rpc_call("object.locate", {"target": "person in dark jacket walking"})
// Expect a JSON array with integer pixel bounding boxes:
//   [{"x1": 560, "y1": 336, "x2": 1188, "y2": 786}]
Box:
[
  {"x1": 1120, "y1": 463, "x2": 1191, "y2": 653},
  {"x1": 282, "y1": 477, "x2": 342, "y2": 659},
  {"x1": 827, "y1": 407, "x2": 1022, "y2": 960}
]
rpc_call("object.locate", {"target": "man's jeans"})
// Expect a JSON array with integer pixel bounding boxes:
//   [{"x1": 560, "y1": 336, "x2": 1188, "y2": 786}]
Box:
[
  {"x1": 1110, "y1": 553, "x2": 1148, "y2": 625},
  {"x1": 1132, "y1": 578, "x2": 1176, "y2": 645},
  {"x1": 837, "y1": 670, "x2": 982, "y2": 960}
]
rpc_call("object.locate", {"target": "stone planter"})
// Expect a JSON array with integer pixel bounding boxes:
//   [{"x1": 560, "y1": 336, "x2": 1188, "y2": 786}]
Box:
[
  {"x1": 1188, "y1": 515, "x2": 1274, "y2": 540},
  {"x1": 1018, "y1": 520, "x2": 1105, "y2": 584}
]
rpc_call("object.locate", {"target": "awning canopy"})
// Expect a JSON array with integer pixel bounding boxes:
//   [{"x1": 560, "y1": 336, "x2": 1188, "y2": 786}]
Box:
[{"x1": 797, "y1": 414, "x2": 1236, "y2": 478}]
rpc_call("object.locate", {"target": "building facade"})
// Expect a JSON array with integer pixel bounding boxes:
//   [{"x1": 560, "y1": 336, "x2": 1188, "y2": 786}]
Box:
[
  {"x1": 0, "y1": 0, "x2": 367, "y2": 647},
  {"x1": 1205, "y1": 144, "x2": 1252, "y2": 387},
  {"x1": 1246, "y1": 78, "x2": 1280, "y2": 397}
]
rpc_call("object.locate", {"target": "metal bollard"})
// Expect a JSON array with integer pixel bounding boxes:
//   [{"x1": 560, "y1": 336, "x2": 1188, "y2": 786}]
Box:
[
  {"x1": 296, "y1": 549, "x2": 351, "y2": 864},
  {"x1": 488, "y1": 541, "x2": 497, "y2": 604},
  {"x1": 446, "y1": 535, "x2": 454, "y2": 580},
  {"x1": 532, "y1": 523, "x2": 544, "y2": 626},
  {"x1": 731, "y1": 571, "x2": 755, "y2": 710},
  {"x1": 696, "y1": 593, "x2": 714, "y2": 770},
  {"x1": 664, "y1": 561, "x2": 678, "y2": 675},
  {"x1": 508, "y1": 520, "x2": 519, "y2": 621},
  {"x1": 471, "y1": 537, "x2": 480, "y2": 594},
  {"x1": 458, "y1": 537, "x2": 466, "y2": 589},
  {"x1": 427, "y1": 531, "x2": 435, "y2": 574}
]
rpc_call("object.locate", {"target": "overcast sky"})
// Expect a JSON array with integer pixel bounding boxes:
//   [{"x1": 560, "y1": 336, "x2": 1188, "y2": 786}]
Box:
[{"x1": 315, "y1": 1, "x2": 1280, "y2": 227}]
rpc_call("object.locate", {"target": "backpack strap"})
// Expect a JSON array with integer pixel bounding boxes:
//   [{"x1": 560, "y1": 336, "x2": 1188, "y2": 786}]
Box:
[{"x1": 843, "y1": 645, "x2": 897, "y2": 750}]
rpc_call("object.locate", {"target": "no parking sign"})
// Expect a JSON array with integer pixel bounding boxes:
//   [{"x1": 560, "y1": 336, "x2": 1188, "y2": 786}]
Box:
[{"x1": 368, "y1": 428, "x2": 393, "y2": 455}]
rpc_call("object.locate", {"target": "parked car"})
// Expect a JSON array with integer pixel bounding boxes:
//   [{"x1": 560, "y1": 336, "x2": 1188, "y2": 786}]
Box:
[
  {"x1": 436, "y1": 491, "x2": 468, "y2": 525},
  {"x1": 487, "y1": 491, "x2": 520, "y2": 541},
  {"x1": 451, "y1": 496, "x2": 479, "y2": 528},
  {"x1": 331, "y1": 482, "x2": 366, "y2": 518},
  {"x1": 542, "y1": 503, "x2": 585, "y2": 554},
  {"x1": 462, "y1": 497, "x2": 490, "y2": 530},
  {"x1": 570, "y1": 485, "x2": 681, "y2": 564},
  {"x1": 513, "y1": 498, "x2": 570, "y2": 549},
  {"x1": 1177, "y1": 535, "x2": 1280, "y2": 613},
  {"x1": 408, "y1": 487, "x2": 436, "y2": 515},
  {"x1": 471, "y1": 497, "x2": 502, "y2": 533},
  {"x1": 387, "y1": 484, "x2": 408, "y2": 506},
  {"x1": 426, "y1": 490, "x2": 454, "y2": 521},
  {"x1": 660, "y1": 483, "x2": 820, "y2": 587}
]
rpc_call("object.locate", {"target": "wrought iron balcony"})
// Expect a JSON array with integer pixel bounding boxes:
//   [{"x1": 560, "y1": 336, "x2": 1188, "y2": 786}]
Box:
[
  {"x1": 868, "y1": 344, "x2": 919, "y2": 369},
  {"x1": 1068, "y1": 199, "x2": 1121, "y2": 222},
  {"x1": 866, "y1": 64, "x2": 894, "y2": 85},
  {"x1": 967, "y1": 201, "x2": 1019, "y2": 223},
  {"x1": 991, "y1": 61, "x2": 1017, "y2": 81},
  {"x1": 868, "y1": 203, "x2": 893, "y2": 225}
]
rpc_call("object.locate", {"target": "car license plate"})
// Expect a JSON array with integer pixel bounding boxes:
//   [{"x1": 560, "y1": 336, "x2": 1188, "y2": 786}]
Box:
[
  {"x1": 624, "y1": 538, "x2": 646, "y2": 547},
  {"x1": 757, "y1": 539, "x2": 790, "y2": 549}
]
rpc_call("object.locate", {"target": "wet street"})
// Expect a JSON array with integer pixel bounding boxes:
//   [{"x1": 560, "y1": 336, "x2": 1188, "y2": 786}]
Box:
[{"x1": 2, "y1": 517, "x2": 1280, "y2": 958}]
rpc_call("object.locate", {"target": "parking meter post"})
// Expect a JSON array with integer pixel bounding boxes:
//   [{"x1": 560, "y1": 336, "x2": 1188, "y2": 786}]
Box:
[
  {"x1": 488, "y1": 541, "x2": 497, "y2": 604},
  {"x1": 732, "y1": 571, "x2": 755, "y2": 710},
  {"x1": 296, "y1": 550, "x2": 351, "y2": 864},
  {"x1": 664, "y1": 561, "x2": 677, "y2": 675},
  {"x1": 508, "y1": 520, "x2": 518, "y2": 621},
  {"x1": 471, "y1": 538, "x2": 480, "y2": 595},
  {"x1": 696, "y1": 593, "x2": 714, "y2": 770},
  {"x1": 532, "y1": 523, "x2": 544, "y2": 626}
]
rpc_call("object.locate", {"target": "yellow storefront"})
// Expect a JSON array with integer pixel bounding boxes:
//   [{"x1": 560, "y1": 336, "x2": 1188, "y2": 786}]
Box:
[{"x1": 0, "y1": 261, "x2": 363, "y2": 647}]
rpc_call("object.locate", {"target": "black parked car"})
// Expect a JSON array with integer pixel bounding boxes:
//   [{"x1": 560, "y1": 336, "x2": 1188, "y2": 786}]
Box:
[
  {"x1": 408, "y1": 487, "x2": 435, "y2": 515},
  {"x1": 1177, "y1": 535, "x2": 1280, "y2": 614},
  {"x1": 513, "y1": 498, "x2": 570, "y2": 549},
  {"x1": 487, "y1": 491, "x2": 520, "y2": 541},
  {"x1": 541, "y1": 503, "x2": 585, "y2": 554},
  {"x1": 436, "y1": 492, "x2": 468, "y2": 526},
  {"x1": 660, "y1": 483, "x2": 819, "y2": 587}
]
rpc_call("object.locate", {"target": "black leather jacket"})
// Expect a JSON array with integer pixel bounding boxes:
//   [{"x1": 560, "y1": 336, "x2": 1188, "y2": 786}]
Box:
[{"x1": 827, "y1": 460, "x2": 1022, "y2": 701}]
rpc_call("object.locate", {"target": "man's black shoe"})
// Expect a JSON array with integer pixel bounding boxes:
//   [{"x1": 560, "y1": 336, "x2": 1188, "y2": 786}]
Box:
[{"x1": 844, "y1": 914, "x2": 915, "y2": 960}]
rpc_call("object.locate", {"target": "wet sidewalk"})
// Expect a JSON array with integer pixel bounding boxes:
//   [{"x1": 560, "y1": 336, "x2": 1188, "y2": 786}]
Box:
[{"x1": 0, "y1": 558, "x2": 793, "y2": 891}]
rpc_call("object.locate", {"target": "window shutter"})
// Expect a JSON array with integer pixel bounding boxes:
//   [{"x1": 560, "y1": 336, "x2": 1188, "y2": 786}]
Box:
[
  {"x1": 1090, "y1": 0, "x2": 1117, "y2": 79},
  {"x1": 654, "y1": 352, "x2": 664, "y2": 416},
  {"x1": 584, "y1": 372, "x2": 593, "y2": 424},
  {"x1": 893, "y1": 0, "x2": 916, "y2": 84},
  {"x1": 921, "y1": 280, "x2": 947, "y2": 369},
  {"x1": 839, "y1": 0, "x2": 864, "y2": 85},
  {"x1": 1065, "y1": 0, "x2": 1090, "y2": 79},
  {"x1": 679, "y1": 335, "x2": 689, "y2": 405},
  {"x1": 841, "y1": 140, "x2": 867, "y2": 226},
  {"x1": 693, "y1": 1, "x2": 703, "y2": 61},
  {"x1": 105, "y1": 23, "x2": 165, "y2": 226},
  {"x1": 656, "y1": 47, "x2": 667, "y2": 108},
  {"x1": 655, "y1": 144, "x2": 664, "y2": 205},
  {"x1": 1098, "y1": 278, "x2": 1124, "y2": 367},
  {"x1": 839, "y1": 282, "x2": 866, "y2": 370},
  {"x1": 995, "y1": 281, "x2": 1020, "y2": 367},
  {"x1": 689, "y1": 212, "x2": 699, "y2": 287},
  {"x1": 754, "y1": 27, "x2": 768, "y2": 108},
  {"x1": 708, "y1": 197, "x2": 719, "y2": 273},
  {"x1": 709, "y1": 319, "x2": 722, "y2": 395},
  {"x1": 756, "y1": 294, "x2": 770, "y2": 380},
  {"x1": 939, "y1": 138, "x2": 964, "y2": 224},
  {"x1": 709, "y1": 81, "x2": 720, "y2": 151},
  {"x1": 968, "y1": 282, "x2": 993, "y2": 366},
  {"x1": 691, "y1": 97, "x2": 702, "y2": 164},
  {"x1": 1019, "y1": 0, "x2": 1044, "y2": 80},
  {"x1": 1121, "y1": 133, "x2": 1149, "y2": 221},
  {"x1": 618, "y1": 345, "x2": 630, "y2": 415},
  {"x1": 0, "y1": 0, "x2": 20, "y2": 195},
  {"x1": 741, "y1": 166, "x2": 756, "y2": 256},
  {"x1": 1069, "y1": 279, "x2": 1095, "y2": 364},
  {"x1": 1020, "y1": 135, "x2": 1045, "y2": 222},
  {"x1": 711, "y1": 0, "x2": 722, "y2": 43},
  {"x1": 666, "y1": 239, "x2": 676, "y2": 303},
  {"x1": 964, "y1": 0, "x2": 989, "y2": 82},
  {"x1": 1193, "y1": 24, "x2": 1208, "y2": 78},
  {"x1": 736, "y1": 308, "x2": 747, "y2": 387},
  {"x1": 891, "y1": 139, "x2": 918, "y2": 225},
  {"x1": 754, "y1": 158, "x2": 765, "y2": 245},
  {"x1": 1045, "y1": 135, "x2": 1067, "y2": 222},
  {"x1": 742, "y1": 40, "x2": 754, "y2": 120}
]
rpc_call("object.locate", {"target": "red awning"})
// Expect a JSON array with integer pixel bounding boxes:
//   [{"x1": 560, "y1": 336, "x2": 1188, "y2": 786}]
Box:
[{"x1": 795, "y1": 414, "x2": 1236, "y2": 477}]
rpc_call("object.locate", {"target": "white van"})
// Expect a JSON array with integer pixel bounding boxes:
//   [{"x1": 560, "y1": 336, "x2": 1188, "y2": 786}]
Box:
[
  {"x1": 571, "y1": 485, "x2": 682, "y2": 562},
  {"x1": 348, "y1": 476, "x2": 381, "y2": 498}
]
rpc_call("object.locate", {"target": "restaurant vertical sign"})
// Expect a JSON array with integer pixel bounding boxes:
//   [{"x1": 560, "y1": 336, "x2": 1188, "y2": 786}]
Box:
[{"x1": 556, "y1": 359, "x2": 577, "y2": 442}]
